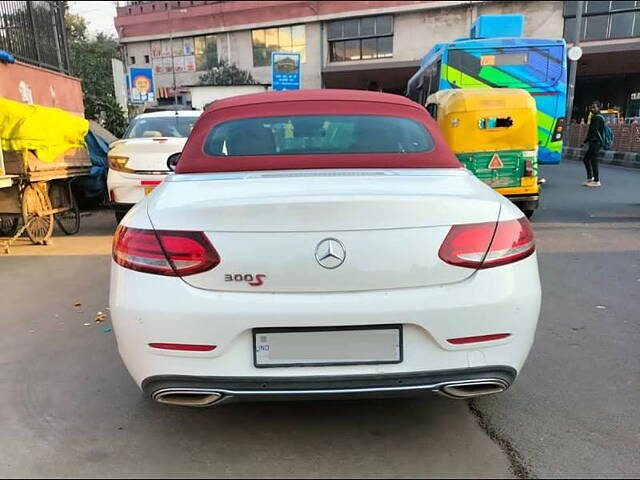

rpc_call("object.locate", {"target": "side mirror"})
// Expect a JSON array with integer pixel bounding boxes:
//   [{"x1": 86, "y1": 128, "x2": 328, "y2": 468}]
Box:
[{"x1": 167, "y1": 152, "x2": 181, "y2": 172}]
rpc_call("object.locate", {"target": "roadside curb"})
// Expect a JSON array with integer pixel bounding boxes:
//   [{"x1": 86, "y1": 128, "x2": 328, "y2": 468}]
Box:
[{"x1": 562, "y1": 147, "x2": 640, "y2": 170}]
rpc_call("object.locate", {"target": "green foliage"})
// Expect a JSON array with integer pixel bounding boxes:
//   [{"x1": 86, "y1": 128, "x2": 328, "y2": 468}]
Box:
[
  {"x1": 87, "y1": 95, "x2": 129, "y2": 138},
  {"x1": 65, "y1": 11, "x2": 88, "y2": 43},
  {"x1": 64, "y1": 12, "x2": 127, "y2": 137},
  {"x1": 198, "y1": 60, "x2": 259, "y2": 86}
]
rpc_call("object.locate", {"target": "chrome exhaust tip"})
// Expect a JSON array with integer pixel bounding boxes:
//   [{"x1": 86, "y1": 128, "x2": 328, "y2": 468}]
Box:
[
  {"x1": 441, "y1": 380, "x2": 507, "y2": 399},
  {"x1": 154, "y1": 390, "x2": 223, "y2": 407}
]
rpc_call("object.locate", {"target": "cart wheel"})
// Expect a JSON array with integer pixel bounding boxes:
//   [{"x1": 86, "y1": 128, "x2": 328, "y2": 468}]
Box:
[
  {"x1": 21, "y1": 184, "x2": 54, "y2": 245},
  {"x1": 51, "y1": 182, "x2": 80, "y2": 235},
  {"x1": 0, "y1": 216, "x2": 19, "y2": 237}
]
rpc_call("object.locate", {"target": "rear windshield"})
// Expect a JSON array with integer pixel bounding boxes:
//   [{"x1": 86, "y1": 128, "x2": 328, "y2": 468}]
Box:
[
  {"x1": 202, "y1": 115, "x2": 434, "y2": 156},
  {"x1": 124, "y1": 116, "x2": 198, "y2": 139}
]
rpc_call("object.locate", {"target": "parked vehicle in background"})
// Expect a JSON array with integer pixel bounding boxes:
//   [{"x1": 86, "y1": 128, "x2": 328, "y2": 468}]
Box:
[
  {"x1": 588, "y1": 109, "x2": 621, "y2": 125},
  {"x1": 110, "y1": 90, "x2": 541, "y2": 408},
  {"x1": 426, "y1": 88, "x2": 540, "y2": 218},
  {"x1": 107, "y1": 110, "x2": 202, "y2": 223}
]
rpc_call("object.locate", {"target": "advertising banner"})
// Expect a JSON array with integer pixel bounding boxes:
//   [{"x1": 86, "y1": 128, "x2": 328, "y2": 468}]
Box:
[
  {"x1": 271, "y1": 52, "x2": 300, "y2": 91},
  {"x1": 129, "y1": 68, "x2": 155, "y2": 103}
]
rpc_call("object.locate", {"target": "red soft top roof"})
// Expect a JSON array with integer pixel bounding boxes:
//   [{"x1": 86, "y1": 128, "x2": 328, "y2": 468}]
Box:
[
  {"x1": 205, "y1": 89, "x2": 424, "y2": 112},
  {"x1": 176, "y1": 89, "x2": 461, "y2": 174}
]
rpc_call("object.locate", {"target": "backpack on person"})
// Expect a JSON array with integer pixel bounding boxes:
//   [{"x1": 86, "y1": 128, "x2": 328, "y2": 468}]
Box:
[{"x1": 595, "y1": 114, "x2": 614, "y2": 150}]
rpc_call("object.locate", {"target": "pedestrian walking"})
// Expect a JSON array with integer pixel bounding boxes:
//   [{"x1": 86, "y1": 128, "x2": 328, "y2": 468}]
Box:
[{"x1": 582, "y1": 101, "x2": 606, "y2": 187}]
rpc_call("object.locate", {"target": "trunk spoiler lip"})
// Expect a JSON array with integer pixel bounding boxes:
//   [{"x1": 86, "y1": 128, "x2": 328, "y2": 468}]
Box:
[{"x1": 166, "y1": 168, "x2": 471, "y2": 183}]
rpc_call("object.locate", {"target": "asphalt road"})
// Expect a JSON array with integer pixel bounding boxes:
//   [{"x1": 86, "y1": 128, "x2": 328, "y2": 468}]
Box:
[
  {"x1": 0, "y1": 161, "x2": 638, "y2": 478},
  {"x1": 473, "y1": 160, "x2": 640, "y2": 479}
]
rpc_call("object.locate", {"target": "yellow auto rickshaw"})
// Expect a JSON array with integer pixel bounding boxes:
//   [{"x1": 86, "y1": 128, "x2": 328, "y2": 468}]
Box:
[{"x1": 425, "y1": 88, "x2": 539, "y2": 217}]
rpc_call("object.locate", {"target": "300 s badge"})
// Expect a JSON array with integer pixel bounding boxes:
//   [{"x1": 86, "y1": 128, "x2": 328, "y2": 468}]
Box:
[{"x1": 224, "y1": 274, "x2": 267, "y2": 287}]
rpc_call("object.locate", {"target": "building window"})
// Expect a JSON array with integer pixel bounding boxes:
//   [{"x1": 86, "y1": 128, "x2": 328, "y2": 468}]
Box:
[
  {"x1": 194, "y1": 35, "x2": 218, "y2": 71},
  {"x1": 328, "y1": 15, "x2": 393, "y2": 62},
  {"x1": 611, "y1": 1, "x2": 636, "y2": 10},
  {"x1": 563, "y1": 1, "x2": 640, "y2": 41},
  {"x1": 251, "y1": 25, "x2": 306, "y2": 67},
  {"x1": 584, "y1": 14, "x2": 610, "y2": 39},
  {"x1": 564, "y1": 17, "x2": 577, "y2": 41},
  {"x1": 585, "y1": 1, "x2": 612, "y2": 14},
  {"x1": 144, "y1": 55, "x2": 150, "y2": 63},
  {"x1": 609, "y1": 11, "x2": 635, "y2": 36},
  {"x1": 129, "y1": 56, "x2": 136, "y2": 65}
]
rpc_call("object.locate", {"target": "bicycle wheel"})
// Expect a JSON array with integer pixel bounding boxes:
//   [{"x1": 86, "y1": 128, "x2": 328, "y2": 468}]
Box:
[
  {"x1": 0, "y1": 216, "x2": 19, "y2": 237},
  {"x1": 21, "y1": 184, "x2": 54, "y2": 244},
  {"x1": 51, "y1": 182, "x2": 80, "y2": 235}
]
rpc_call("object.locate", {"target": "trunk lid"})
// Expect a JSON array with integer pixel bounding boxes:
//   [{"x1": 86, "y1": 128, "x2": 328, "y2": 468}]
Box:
[
  {"x1": 109, "y1": 137, "x2": 187, "y2": 172},
  {"x1": 147, "y1": 169, "x2": 502, "y2": 293}
]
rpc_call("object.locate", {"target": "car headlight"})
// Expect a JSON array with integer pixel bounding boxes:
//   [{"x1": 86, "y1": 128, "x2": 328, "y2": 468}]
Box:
[{"x1": 108, "y1": 155, "x2": 134, "y2": 173}]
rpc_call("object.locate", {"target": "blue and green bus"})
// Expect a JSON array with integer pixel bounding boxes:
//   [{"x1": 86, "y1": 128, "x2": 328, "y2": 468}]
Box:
[{"x1": 407, "y1": 15, "x2": 567, "y2": 164}]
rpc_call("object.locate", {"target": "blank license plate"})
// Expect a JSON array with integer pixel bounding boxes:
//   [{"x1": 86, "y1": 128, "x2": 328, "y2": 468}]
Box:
[{"x1": 253, "y1": 325, "x2": 402, "y2": 368}]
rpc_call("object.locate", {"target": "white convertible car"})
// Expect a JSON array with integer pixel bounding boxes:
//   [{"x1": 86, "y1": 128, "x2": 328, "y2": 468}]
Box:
[{"x1": 110, "y1": 90, "x2": 541, "y2": 407}]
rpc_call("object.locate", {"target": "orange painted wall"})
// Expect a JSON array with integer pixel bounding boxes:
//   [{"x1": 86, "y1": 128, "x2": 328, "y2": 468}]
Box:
[{"x1": 0, "y1": 61, "x2": 85, "y2": 117}]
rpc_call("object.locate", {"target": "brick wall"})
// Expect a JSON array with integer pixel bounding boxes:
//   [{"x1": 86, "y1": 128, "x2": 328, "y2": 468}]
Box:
[
  {"x1": 566, "y1": 122, "x2": 640, "y2": 153},
  {"x1": 0, "y1": 61, "x2": 84, "y2": 117}
]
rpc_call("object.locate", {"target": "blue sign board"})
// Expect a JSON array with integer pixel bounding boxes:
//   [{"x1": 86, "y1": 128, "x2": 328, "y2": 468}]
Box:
[
  {"x1": 271, "y1": 52, "x2": 300, "y2": 91},
  {"x1": 128, "y1": 67, "x2": 155, "y2": 103}
]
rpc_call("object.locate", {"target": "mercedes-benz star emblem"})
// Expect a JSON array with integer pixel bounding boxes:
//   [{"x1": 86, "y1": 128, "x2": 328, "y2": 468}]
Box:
[{"x1": 315, "y1": 238, "x2": 346, "y2": 269}]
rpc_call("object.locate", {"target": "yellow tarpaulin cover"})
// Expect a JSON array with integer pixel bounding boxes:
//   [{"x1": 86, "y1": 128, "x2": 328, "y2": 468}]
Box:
[{"x1": 0, "y1": 98, "x2": 88, "y2": 163}]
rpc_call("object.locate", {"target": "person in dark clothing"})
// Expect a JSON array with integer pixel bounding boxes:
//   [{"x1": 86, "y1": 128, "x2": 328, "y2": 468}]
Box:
[
  {"x1": 582, "y1": 101, "x2": 605, "y2": 187},
  {"x1": 367, "y1": 80, "x2": 383, "y2": 92}
]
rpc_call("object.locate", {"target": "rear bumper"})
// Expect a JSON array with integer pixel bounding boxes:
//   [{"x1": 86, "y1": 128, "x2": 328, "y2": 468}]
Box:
[
  {"x1": 107, "y1": 169, "x2": 166, "y2": 205},
  {"x1": 110, "y1": 253, "x2": 541, "y2": 389},
  {"x1": 504, "y1": 194, "x2": 539, "y2": 211},
  {"x1": 110, "y1": 202, "x2": 133, "y2": 213},
  {"x1": 143, "y1": 366, "x2": 517, "y2": 406}
]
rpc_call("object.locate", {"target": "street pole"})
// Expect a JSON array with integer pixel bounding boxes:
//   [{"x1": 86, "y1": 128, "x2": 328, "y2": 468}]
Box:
[
  {"x1": 566, "y1": 0, "x2": 584, "y2": 123},
  {"x1": 169, "y1": 7, "x2": 178, "y2": 108}
]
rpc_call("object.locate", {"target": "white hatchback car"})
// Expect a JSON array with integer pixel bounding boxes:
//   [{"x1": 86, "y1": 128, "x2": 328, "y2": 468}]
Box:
[
  {"x1": 107, "y1": 110, "x2": 202, "y2": 223},
  {"x1": 110, "y1": 90, "x2": 541, "y2": 407}
]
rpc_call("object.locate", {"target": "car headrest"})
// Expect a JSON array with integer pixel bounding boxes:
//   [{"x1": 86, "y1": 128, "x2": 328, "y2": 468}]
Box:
[
  {"x1": 226, "y1": 124, "x2": 276, "y2": 156},
  {"x1": 142, "y1": 130, "x2": 163, "y2": 138}
]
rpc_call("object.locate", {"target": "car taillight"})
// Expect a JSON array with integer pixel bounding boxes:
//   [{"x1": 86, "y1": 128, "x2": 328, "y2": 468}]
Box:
[
  {"x1": 438, "y1": 217, "x2": 535, "y2": 269},
  {"x1": 112, "y1": 226, "x2": 220, "y2": 276},
  {"x1": 524, "y1": 159, "x2": 534, "y2": 177},
  {"x1": 108, "y1": 155, "x2": 134, "y2": 173},
  {"x1": 553, "y1": 118, "x2": 565, "y2": 142}
]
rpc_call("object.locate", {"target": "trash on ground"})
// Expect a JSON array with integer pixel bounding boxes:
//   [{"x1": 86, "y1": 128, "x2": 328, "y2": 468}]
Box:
[
  {"x1": 74, "y1": 302, "x2": 82, "y2": 307},
  {"x1": 595, "y1": 305, "x2": 607, "y2": 309},
  {"x1": 83, "y1": 322, "x2": 91, "y2": 327},
  {"x1": 95, "y1": 312, "x2": 107, "y2": 323},
  {"x1": 103, "y1": 327, "x2": 112, "y2": 333}
]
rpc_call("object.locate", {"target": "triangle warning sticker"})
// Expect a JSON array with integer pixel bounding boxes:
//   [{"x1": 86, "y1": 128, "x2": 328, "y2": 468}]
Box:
[{"x1": 488, "y1": 153, "x2": 504, "y2": 169}]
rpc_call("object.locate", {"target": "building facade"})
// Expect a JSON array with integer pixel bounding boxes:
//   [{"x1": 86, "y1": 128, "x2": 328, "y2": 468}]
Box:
[
  {"x1": 562, "y1": 1, "x2": 640, "y2": 121},
  {"x1": 114, "y1": 0, "x2": 564, "y2": 105}
]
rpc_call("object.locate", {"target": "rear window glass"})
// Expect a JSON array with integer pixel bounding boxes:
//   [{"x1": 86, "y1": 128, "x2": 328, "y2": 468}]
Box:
[
  {"x1": 124, "y1": 116, "x2": 198, "y2": 139},
  {"x1": 202, "y1": 115, "x2": 434, "y2": 156}
]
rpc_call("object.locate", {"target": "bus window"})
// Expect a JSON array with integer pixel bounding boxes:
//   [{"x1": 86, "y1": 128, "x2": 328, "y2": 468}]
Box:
[
  {"x1": 544, "y1": 46, "x2": 564, "y2": 84},
  {"x1": 426, "y1": 103, "x2": 438, "y2": 118},
  {"x1": 449, "y1": 47, "x2": 559, "y2": 88},
  {"x1": 478, "y1": 117, "x2": 513, "y2": 129},
  {"x1": 428, "y1": 60, "x2": 442, "y2": 97}
]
